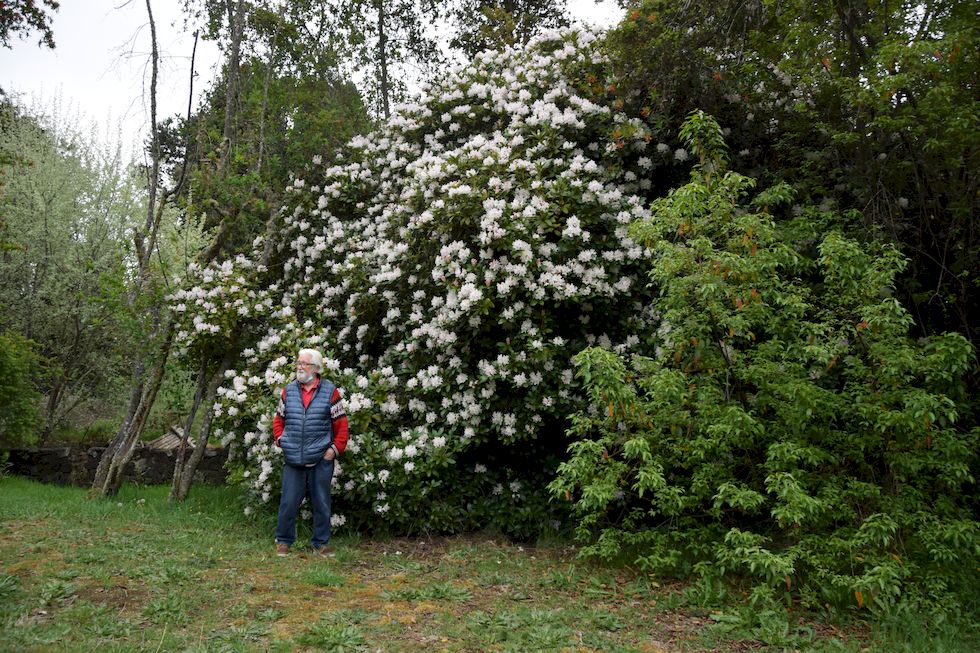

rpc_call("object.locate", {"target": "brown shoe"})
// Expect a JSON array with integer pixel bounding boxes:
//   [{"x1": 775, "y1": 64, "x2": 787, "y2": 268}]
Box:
[
  {"x1": 314, "y1": 545, "x2": 334, "y2": 557},
  {"x1": 276, "y1": 542, "x2": 290, "y2": 557}
]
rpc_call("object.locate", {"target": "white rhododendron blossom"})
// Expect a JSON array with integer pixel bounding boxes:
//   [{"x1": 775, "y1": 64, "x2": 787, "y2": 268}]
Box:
[{"x1": 176, "y1": 29, "x2": 670, "y2": 533}]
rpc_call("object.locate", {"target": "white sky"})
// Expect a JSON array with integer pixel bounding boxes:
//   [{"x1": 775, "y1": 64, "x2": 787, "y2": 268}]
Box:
[{"x1": 0, "y1": 0, "x2": 623, "y2": 158}]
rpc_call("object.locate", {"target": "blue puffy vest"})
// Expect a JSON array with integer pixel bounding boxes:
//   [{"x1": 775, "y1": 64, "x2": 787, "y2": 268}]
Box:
[{"x1": 280, "y1": 379, "x2": 335, "y2": 467}]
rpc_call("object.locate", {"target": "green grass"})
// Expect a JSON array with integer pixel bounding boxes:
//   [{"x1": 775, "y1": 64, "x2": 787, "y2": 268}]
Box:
[{"x1": 0, "y1": 476, "x2": 976, "y2": 652}]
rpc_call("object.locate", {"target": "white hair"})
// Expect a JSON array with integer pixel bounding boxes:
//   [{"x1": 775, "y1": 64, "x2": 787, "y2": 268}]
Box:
[{"x1": 298, "y1": 348, "x2": 323, "y2": 374}]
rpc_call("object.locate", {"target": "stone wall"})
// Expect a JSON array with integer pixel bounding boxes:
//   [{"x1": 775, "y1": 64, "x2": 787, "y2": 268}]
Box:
[{"x1": 3, "y1": 445, "x2": 228, "y2": 487}]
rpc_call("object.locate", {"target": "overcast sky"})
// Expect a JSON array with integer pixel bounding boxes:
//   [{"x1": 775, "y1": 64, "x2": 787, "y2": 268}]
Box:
[{"x1": 0, "y1": 1, "x2": 623, "y2": 157}]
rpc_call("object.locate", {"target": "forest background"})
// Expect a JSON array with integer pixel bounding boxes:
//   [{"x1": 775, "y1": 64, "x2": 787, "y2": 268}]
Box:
[{"x1": 1, "y1": 0, "x2": 977, "y2": 642}]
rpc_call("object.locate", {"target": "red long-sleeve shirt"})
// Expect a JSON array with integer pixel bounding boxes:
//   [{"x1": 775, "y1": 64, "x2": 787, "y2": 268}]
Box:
[{"x1": 272, "y1": 377, "x2": 349, "y2": 455}]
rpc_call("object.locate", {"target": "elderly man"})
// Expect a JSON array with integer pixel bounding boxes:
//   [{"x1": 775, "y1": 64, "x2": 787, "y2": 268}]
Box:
[{"x1": 272, "y1": 348, "x2": 349, "y2": 556}]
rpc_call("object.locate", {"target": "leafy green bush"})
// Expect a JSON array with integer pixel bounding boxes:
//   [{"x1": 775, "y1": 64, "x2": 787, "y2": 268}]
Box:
[
  {"x1": 602, "y1": 1, "x2": 980, "y2": 349},
  {"x1": 0, "y1": 331, "x2": 43, "y2": 447},
  {"x1": 550, "y1": 112, "x2": 979, "y2": 621}
]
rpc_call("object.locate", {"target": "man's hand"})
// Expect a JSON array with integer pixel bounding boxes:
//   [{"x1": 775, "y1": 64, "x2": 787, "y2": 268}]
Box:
[{"x1": 323, "y1": 447, "x2": 336, "y2": 461}]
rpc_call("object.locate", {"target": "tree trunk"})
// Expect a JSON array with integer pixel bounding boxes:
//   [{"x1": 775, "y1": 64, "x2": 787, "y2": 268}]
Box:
[
  {"x1": 91, "y1": 319, "x2": 174, "y2": 496},
  {"x1": 219, "y1": 0, "x2": 247, "y2": 171},
  {"x1": 170, "y1": 353, "x2": 233, "y2": 501},
  {"x1": 169, "y1": 362, "x2": 208, "y2": 499},
  {"x1": 134, "y1": 0, "x2": 164, "y2": 295},
  {"x1": 255, "y1": 25, "x2": 279, "y2": 176},
  {"x1": 39, "y1": 376, "x2": 64, "y2": 444},
  {"x1": 92, "y1": 363, "x2": 145, "y2": 494},
  {"x1": 376, "y1": 0, "x2": 390, "y2": 119},
  {"x1": 91, "y1": 0, "x2": 168, "y2": 496}
]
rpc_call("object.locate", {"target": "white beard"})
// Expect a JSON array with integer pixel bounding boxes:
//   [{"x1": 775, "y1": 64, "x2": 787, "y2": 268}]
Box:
[{"x1": 296, "y1": 370, "x2": 314, "y2": 384}]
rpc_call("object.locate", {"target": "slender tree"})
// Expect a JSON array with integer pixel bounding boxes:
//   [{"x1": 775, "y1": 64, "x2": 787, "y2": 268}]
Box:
[
  {"x1": 218, "y1": 0, "x2": 246, "y2": 170},
  {"x1": 91, "y1": 0, "x2": 196, "y2": 496},
  {"x1": 333, "y1": 0, "x2": 443, "y2": 118}
]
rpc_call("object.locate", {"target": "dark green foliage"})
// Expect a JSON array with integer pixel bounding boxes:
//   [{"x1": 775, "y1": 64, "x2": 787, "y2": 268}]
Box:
[
  {"x1": 605, "y1": 0, "x2": 980, "y2": 370},
  {"x1": 449, "y1": 0, "x2": 570, "y2": 57},
  {"x1": 0, "y1": 331, "x2": 43, "y2": 446},
  {"x1": 0, "y1": 0, "x2": 59, "y2": 50},
  {"x1": 551, "y1": 113, "x2": 979, "y2": 624}
]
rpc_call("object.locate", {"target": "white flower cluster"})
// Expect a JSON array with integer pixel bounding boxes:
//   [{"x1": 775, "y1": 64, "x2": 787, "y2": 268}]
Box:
[{"x1": 169, "y1": 254, "x2": 273, "y2": 355}]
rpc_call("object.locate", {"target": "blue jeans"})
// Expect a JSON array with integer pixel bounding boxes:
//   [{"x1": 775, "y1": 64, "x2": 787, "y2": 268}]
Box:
[{"x1": 275, "y1": 457, "x2": 334, "y2": 548}]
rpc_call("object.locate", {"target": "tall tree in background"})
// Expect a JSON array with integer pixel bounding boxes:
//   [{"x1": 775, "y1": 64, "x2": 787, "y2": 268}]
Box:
[
  {"x1": 91, "y1": 0, "x2": 196, "y2": 496},
  {"x1": 333, "y1": 0, "x2": 442, "y2": 118},
  {"x1": 177, "y1": 0, "x2": 369, "y2": 256},
  {"x1": 449, "y1": 0, "x2": 569, "y2": 57},
  {"x1": 187, "y1": 0, "x2": 567, "y2": 125},
  {"x1": 604, "y1": 0, "x2": 979, "y2": 390},
  {"x1": 342, "y1": 0, "x2": 570, "y2": 115},
  {"x1": 0, "y1": 0, "x2": 61, "y2": 250}
]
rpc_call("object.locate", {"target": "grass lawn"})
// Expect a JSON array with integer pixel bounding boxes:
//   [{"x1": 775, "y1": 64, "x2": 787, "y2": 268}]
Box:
[{"x1": 0, "y1": 476, "x2": 974, "y2": 652}]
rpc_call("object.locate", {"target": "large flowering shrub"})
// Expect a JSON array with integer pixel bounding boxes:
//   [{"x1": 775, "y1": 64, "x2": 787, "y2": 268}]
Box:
[{"x1": 185, "y1": 29, "x2": 691, "y2": 536}]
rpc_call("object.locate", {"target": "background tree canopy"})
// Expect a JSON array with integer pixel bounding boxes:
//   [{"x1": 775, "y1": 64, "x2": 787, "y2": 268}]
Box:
[
  {"x1": 603, "y1": 0, "x2": 979, "y2": 352},
  {"x1": 0, "y1": 100, "x2": 148, "y2": 440},
  {"x1": 0, "y1": 0, "x2": 59, "y2": 50}
]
